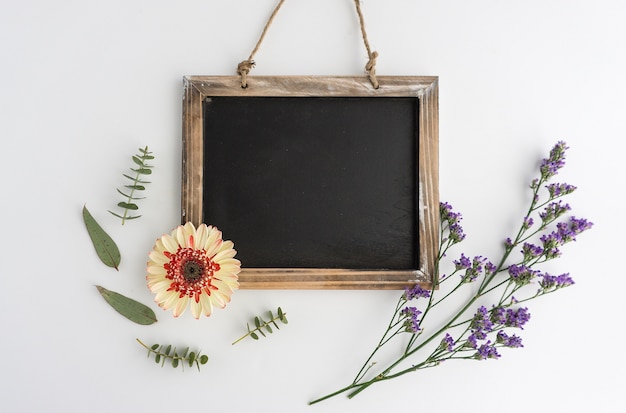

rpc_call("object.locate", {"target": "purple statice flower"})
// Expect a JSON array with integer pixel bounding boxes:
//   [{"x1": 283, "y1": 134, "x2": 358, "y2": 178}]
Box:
[
  {"x1": 508, "y1": 264, "x2": 539, "y2": 285},
  {"x1": 485, "y1": 261, "x2": 497, "y2": 275},
  {"x1": 496, "y1": 330, "x2": 524, "y2": 348},
  {"x1": 539, "y1": 200, "x2": 571, "y2": 223},
  {"x1": 555, "y1": 216, "x2": 594, "y2": 243},
  {"x1": 504, "y1": 307, "x2": 531, "y2": 329},
  {"x1": 440, "y1": 333, "x2": 455, "y2": 352},
  {"x1": 568, "y1": 216, "x2": 594, "y2": 235},
  {"x1": 504, "y1": 237, "x2": 514, "y2": 248},
  {"x1": 539, "y1": 272, "x2": 575, "y2": 291},
  {"x1": 460, "y1": 256, "x2": 491, "y2": 283},
  {"x1": 490, "y1": 306, "x2": 507, "y2": 325},
  {"x1": 440, "y1": 202, "x2": 466, "y2": 244},
  {"x1": 475, "y1": 341, "x2": 501, "y2": 360},
  {"x1": 546, "y1": 182, "x2": 577, "y2": 198},
  {"x1": 465, "y1": 333, "x2": 478, "y2": 349},
  {"x1": 470, "y1": 306, "x2": 494, "y2": 338},
  {"x1": 540, "y1": 141, "x2": 569, "y2": 180},
  {"x1": 400, "y1": 306, "x2": 422, "y2": 333},
  {"x1": 521, "y1": 242, "x2": 544, "y2": 261},
  {"x1": 539, "y1": 232, "x2": 563, "y2": 259},
  {"x1": 540, "y1": 216, "x2": 593, "y2": 259},
  {"x1": 454, "y1": 253, "x2": 472, "y2": 270},
  {"x1": 522, "y1": 216, "x2": 534, "y2": 230},
  {"x1": 404, "y1": 284, "x2": 431, "y2": 300}
]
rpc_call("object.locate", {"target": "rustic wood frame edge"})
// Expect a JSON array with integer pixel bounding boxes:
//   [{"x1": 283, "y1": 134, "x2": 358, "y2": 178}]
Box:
[{"x1": 181, "y1": 75, "x2": 439, "y2": 289}]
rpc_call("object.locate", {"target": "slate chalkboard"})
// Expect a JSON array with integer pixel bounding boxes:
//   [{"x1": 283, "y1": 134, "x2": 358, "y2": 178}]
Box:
[
  {"x1": 203, "y1": 96, "x2": 417, "y2": 270},
  {"x1": 181, "y1": 76, "x2": 439, "y2": 289}
]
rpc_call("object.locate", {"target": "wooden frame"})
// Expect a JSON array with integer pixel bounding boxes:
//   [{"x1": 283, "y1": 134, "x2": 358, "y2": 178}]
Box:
[{"x1": 182, "y1": 76, "x2": 438, "y2": 289}]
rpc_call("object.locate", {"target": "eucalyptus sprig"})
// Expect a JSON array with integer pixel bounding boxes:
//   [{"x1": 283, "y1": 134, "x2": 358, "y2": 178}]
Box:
[
  {"x1": 232, "y1": 307, "x2": 288, "y2": 345},
  {"x1": 136, "y1": 339, "x2": 208, "y2": 371},
  {"x1": 109, "y1": 146, "x2": 154, "y2": 224}
]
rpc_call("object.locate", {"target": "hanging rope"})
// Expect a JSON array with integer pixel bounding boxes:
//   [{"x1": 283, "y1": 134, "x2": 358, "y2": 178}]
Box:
[
  {"x1": 236, "y1": 0, "x2": 380, "y2": 89},
  {"x1": 237, "y1": 0, "x2": 286, "y2": 88},
  {"x1": 353, "y1": 0, "x2": 379, "y2": 89}
]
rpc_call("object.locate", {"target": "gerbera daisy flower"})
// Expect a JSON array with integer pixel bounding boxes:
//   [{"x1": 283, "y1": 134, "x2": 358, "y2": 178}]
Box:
[{"x1": 147, "y1": 222, "x2": 241, "y2": 318}]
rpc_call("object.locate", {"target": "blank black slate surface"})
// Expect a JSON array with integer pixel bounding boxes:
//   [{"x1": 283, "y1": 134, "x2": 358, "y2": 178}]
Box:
[{"x1": 203, "y1": 97, "x2": 417, "y2": 269}]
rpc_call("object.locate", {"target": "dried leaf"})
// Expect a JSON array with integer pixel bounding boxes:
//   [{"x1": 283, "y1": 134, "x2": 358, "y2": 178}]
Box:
[
  {"x1": 83, "y1": 205, "x2": 121, "y2": 270},
  {"x1": 96, "y1": 285, "x2": 157, "y2": 325}
]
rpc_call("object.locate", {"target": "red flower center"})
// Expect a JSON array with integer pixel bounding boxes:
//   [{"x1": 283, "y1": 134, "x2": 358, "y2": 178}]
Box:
[{"x1": 164, "y1": 247, "x2": 221, "y2": 301}]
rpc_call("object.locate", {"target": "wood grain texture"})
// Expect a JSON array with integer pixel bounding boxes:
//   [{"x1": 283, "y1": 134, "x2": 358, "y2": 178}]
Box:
[{"x1": 181, "y1": 76, "x2": 439, "y2": 289}]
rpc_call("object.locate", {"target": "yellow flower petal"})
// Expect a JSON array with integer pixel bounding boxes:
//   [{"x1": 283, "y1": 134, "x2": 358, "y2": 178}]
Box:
[
  {"x1": 161, "y1": 234, "x2": 179, "y2": 254},
  {"x1": 200, "y1": 294, "x2": 213, "y2": 317},
  {"x1": 147, "y1": 264, "x2": 167, "y2": 275},
  {"x1": 190, "y1": 299, "x2": 203, "y2": 319},
  {"x1": 172, "y1": 295, "x2": 189, "y2": 317}
]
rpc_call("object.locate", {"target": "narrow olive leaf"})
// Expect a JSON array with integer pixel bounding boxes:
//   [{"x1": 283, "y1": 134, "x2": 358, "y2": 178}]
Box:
[
  {"x1": 95, "y1": 285, "x2": 157, "y2": 325},
  {"x1": 83, "y1": 205, "x2": 121, "y2": 270},
  {"x1": 117, "y1": 202, "x2": 139, "y2": 210}
]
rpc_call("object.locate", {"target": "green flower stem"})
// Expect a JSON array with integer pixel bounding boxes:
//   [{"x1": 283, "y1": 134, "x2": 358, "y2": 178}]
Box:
[{"x1": 352, "y1": 297, "x2": 405, "y2": 383}]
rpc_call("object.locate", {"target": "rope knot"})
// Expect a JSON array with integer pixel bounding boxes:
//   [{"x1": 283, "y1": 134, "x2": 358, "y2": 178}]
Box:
[
  {"x1": 365, "y1": 51, "x2": 379, "y2": 89},
  {"x1": 237, "y1": 59, "x2": 256, "y2": 88}
]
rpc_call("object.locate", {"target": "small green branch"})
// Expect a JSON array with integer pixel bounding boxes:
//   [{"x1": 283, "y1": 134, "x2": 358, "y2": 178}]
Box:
[
  {"x1": 232, "y1": 307, "x2": 288, "y2": 345},
  {"x1": 109, "y1": 146, "x2": 154, "y2": 224},
  {"x1": 136, "y1": 338, "x2": 208, "y2": 371}
]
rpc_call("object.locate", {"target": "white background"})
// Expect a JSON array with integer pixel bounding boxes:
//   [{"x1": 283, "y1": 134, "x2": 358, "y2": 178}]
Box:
[{"x1": 1, "y1": 1, "x2": 623, "y2": 412}]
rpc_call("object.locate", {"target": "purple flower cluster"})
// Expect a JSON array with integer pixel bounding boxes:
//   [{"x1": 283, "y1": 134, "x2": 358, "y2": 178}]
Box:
[
  {"x1": 546, "y1": 182, "x2": 577, "y2": 198},
  {"x1": 522, "y1": 216, "x2": 535, "y2": 230},
  {"x1": 465, "y1": 306, "x2": 529, "y2": 360},
  {"x1": 475, "y1": 341, "x2": 500, "y2": 360},
  {"x1": 540, "y1": 141, "x2": 569, "y2": 180},
  {"x1": 400, "y1": 306, "x2": 422, "y2": 333},
  {"x1": 539, "y1": 200, "x2": 571, "y2": 223},
  {"x1": 440, "y1": 202, "x2": 466, "y2": 244},
  {"x1": 508, "y1": 264, "x2": 539, "y2": 285},
  {"x1": 470, "y1": 306, "x2": 493, "y2": 339},
  {"x1": 404, "y1": 284, "x2": 431, "y2": 301},
  {"x1": 540, "y1": 216, "x2": 594, "y2": 259},
  {"x1": 504, "y1": 307, "x2": 531, "y2": 329},
  {"x1": 440, "y1": 333, "x2": 455, "y2": 352},
  {"x1": 489, "y1": 306, "x2": 530, "y2": 328},
  {"x1": 539, "y1": 272, "x2": 575, "y2": 291},
  {"x1": 496, "y1": 331, "x2": 524, "y2": 348},
  {"x1": 453, "y1": 254, "x2": 495, "y2": 283},
  {"x1": 521, "y1": 242, "x2": 544, "y2": 261}
]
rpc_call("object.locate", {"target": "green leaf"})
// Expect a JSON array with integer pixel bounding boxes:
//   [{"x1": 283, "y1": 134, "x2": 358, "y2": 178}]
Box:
[
  {"x1": 117, "y1": 202, "x2": 139, "y2": 210},
  {"x1": 199, "y1": 355, "x2": 208, "y2": 364},
  {"x1": 95, "y1": 285, "x2": 157, "y2": 325},
  {"x1": 132, "y1": 156, "x2": 143, "y2": 166},
  {"x1": 131, "y1": 167, "x2": 152, "y2": 175},
  {"x1": 251, "y1": 332, "x2": 259, "y2": 340},
  {"x1": 125, "y1": 185, "x2": 146, "y2": 191},
  {"x1": 265, "y1": 325, "x2": 273, "y2": 334},
  {"x1": 254, "y1": 317, "x2": 261, "y2": 328},
  {"x1": 83, "y1": 205, "x2": 121, "y2": 270},
  {"x1": 188, "y1": 352, "x2": 196, "y2": 367},
  {"x1": 172, "y1": 358, "x2": 179, "y2": 368}
]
